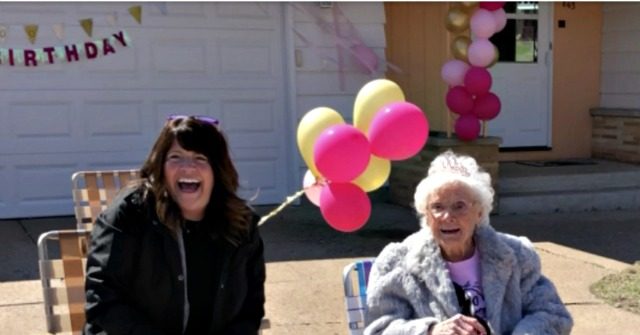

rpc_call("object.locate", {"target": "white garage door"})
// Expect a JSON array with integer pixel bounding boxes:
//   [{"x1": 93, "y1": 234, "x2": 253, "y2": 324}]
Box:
[{"x1": 0, "y1": 3, "x2": 291, "y2": 219}]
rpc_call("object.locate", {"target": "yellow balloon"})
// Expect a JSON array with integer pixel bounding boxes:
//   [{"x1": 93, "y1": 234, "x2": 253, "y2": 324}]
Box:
[
  {"x1": 353, "y1": 155, "x2": 391, "y2": 192},
  {"x1": 296, "y1": 107, "x2": 345, "y2": 177},
  {"x1": 445, "y1": 8, "x2": 470, "y2": 34},
  {"x1": 451, "y1": 35, "x2": 471, "y2": 62},
  {"x1": 353, "y1": 79, "x2": 405, "y2": 135}
]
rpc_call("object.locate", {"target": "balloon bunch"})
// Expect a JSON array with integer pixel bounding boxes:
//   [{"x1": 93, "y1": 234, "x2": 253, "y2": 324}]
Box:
[
  {"x1": 297, "y1": 79, "x2": 429, "y2": 232},
  {"x1": 442, "y1": 2, "x2": 506, "y2": 141}
]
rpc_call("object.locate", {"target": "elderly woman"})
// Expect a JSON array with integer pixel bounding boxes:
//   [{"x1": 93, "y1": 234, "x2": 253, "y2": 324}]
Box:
[{"x1": 365, "y1": 150, "x2": 572, "y2": 335}]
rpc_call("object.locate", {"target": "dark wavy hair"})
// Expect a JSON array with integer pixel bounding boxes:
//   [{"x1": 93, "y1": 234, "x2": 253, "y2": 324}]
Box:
[{"x1": 139, "y1": 116, "x2": 250, "y2": 245}]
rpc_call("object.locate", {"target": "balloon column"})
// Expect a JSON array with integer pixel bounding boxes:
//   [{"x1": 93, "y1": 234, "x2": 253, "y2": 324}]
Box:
[
  {"x1": 442, "y1": 2, "x2": 506, "y2": 141},
  {"x1": 297, "y1": 79, "x2": 429, "y2": 232}
]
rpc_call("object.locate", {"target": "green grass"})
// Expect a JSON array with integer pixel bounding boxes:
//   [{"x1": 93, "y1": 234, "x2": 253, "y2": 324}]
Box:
[{"x1": 590, "y1": 261, "x2": 640, "y2": 314}]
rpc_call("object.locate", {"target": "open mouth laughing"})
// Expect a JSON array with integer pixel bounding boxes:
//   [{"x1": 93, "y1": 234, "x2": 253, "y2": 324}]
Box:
[{"x1": 177, "y1": 178, "x2": 201, "y2": 193}]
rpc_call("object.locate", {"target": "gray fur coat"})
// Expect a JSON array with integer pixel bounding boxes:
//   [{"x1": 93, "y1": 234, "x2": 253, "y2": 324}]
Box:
[{"x1": 365, "y1": 224, "x2": 573, "y2": 335}]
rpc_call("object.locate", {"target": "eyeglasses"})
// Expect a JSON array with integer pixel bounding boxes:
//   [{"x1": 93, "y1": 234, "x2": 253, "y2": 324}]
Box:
[
  {"x1": 167, "y1": 114, "x2": 220, "y2": 126},
  {"x1": 427, "y1": 200, "x2": 474, "y2": 218}
]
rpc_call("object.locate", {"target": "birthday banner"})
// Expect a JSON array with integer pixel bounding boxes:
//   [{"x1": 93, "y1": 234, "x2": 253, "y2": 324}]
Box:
[
  {"x1": 0, "y1": 4, "x2": 146, "y2": 67},
  {"x1": 0, "y1": 30, "x2": 131, "y2": 67}
]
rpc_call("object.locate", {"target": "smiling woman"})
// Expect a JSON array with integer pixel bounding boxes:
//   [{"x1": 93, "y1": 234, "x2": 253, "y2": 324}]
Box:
[
  {"x1": 84, "y1": 116, "x2": 266, "y2": 334},
  {"x1": 364, "y1": 150, "x2": 573, "y2": 335}
]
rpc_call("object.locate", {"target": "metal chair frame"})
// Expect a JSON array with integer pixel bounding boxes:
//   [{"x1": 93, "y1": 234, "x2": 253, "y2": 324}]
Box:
[{"x1": 343, "y1": 258, "x2": 375, "y2": 335}]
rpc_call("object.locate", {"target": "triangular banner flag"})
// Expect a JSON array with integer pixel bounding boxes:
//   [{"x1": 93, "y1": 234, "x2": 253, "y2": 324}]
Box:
[
  {"x1": 0, "y1": 25, "x2": 8, "y2": 43},
  {"x1": 24, "y1": 24, "x2": 38, "y2": 44},
  {"x1": 80, "y1": 18, "x2": 93, "y2": 38},
  {"x1": 129, "y1": 5, "x2": 142, "y2": 24},
  {"x1": 106, "y1": 12, "x2": 118, "y2": 27},
  {"x1": 52, "y1": 23, "x2": 64, "y2": 40}
]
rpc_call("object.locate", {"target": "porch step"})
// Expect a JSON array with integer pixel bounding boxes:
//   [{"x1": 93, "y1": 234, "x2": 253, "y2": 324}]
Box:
[{"x1": 498, "y1": 159, "x2": 640, "y2": 215}]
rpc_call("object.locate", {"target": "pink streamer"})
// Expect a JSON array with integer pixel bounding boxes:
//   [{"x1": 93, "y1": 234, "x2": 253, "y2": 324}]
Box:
[{"x1": 291, "y1": 3, "x2": 402, "y2": 90}]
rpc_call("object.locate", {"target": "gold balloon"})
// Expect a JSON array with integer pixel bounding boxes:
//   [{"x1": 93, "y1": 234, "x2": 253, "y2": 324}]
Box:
[
  {"x1": 488, "y1": 45, "x2": 500, "y2": 68},
  {"x1": 445, "y1": 8, "x2": 470, "y2": 33},
  {"x1": 459, "y1": 2, "x2": 479, "y2": 13},
  {"x1": 451, "y1": 35, "x2": 471, "y2": 62}
]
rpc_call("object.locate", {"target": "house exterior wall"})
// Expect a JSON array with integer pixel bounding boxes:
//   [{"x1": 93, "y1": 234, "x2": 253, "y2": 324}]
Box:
[
  {"x1": 384, "y1": 2, "x2": 449, "y2": 132},
  {"x1": 290, "y1": 3, "x2": 387, "y2": 178},
  {"x1": 600, "y1": 3, "x2": 640, "y2": 108},
  {"x1": 384, "y1": 3, "x2": 603, "y2": 162}
]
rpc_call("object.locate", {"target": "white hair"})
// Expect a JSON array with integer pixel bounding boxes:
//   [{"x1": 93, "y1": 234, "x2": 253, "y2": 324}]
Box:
[{"x1": 413, "y1": 150, "x2": 494, "y2": 227}]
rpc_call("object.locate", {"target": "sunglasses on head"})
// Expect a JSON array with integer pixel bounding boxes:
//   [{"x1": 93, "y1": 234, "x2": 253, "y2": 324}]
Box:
[{"x1": 167, "y1": 114, "x2": 220, "y2": 126}]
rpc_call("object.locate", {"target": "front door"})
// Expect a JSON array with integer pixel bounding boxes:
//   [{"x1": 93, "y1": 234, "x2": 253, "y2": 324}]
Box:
[{"x1": 487, "y1": 2, "x2": 552, "y2": 148}]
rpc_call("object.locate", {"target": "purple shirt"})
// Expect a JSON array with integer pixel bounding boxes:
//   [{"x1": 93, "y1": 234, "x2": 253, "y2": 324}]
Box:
[{"x1": 446, "y1": 248, "x2": 487, "y2": 319}]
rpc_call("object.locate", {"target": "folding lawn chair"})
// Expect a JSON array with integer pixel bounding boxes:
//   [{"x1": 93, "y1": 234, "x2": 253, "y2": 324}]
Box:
[
  {"x1": 38, "y1": 229, "x2": 91, "y2": 334},
  {"x1": 343, "y1": 258, "x2": 375, "y2": 335},
  {"x1": 71, "y1": 169, "x2": 140, "y2": 230}
]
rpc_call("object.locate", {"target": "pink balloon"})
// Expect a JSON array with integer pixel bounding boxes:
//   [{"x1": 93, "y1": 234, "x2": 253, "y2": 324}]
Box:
[
  {"x1": 479, "y1": 2, "x2": 505, "y2": 11},
  {"x1": 303, "y1": 170, "x2": 323, "y2": 206},
  {"x1": 468, "y1": 39, "x2": 496, "y2": 67},
  {"x1": 470, "y1": 9, "x2": 496, "y2": 39},
  {"x1": 492, "y1": 8, "x2": 507, "y2": 33},
  {"x1": 464, "y1": 67, "x2": 492, "y2": 96},
  {"x1": 455, "y1": 114, "x2": 481, "y2": 141},
  {"x1": 319, "y1": 182, "x2": 371, "y2": 232},
  {"x1": 472, "y1": 92, "x2": 501, "y2": 120},
  {"x1": 368, "y1": 102, "x2": 430, "y2": 160},
  {"x1": 314, "y1": 124, "x2": 371, "y2": 183},
  {"x1": 441, "y1": 59, "x2": 470, "y2": 87},
  {"x1": 446, "y1": 86, "x2": 474, "y2": 115}
]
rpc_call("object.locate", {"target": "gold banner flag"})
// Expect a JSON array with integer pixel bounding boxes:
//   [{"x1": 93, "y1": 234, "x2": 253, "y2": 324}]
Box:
[
  {"x1": 52, "y1": 23, "x2": 64, "y2": 40},
  {"x1": 129, "y1": 5, "x2": 142, "y2": 24},
  {"x1": 24, "y1": 24, "x2": 38, "y2": 44},
  {"x1": 80, "y1": 18, "x2": 93, "y2": 38},
  {"x1": 0, "y1": 25, "x2": 8, "y2": 43}
]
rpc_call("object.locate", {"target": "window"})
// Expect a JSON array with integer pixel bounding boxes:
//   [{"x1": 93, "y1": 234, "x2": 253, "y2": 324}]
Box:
[{"x1": 490, "y1": 2, "x2": 539, "y2": 63}]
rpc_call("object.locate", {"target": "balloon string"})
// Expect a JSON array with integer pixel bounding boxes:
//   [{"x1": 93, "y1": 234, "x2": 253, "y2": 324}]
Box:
[{"x1": 258, "y1": 188, "x2": 306, "y2": 226}]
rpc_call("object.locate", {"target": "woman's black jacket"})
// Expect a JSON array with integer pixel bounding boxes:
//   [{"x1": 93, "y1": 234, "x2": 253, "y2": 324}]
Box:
[{"x1": 83, "y1": 187, "x2": 266, "y2": 335}]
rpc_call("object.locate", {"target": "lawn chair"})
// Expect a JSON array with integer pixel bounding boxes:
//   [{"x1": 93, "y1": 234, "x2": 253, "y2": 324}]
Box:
[
  {"x1": 343, "y1": 258, "x2": 375, "y2": 335},
  {"x1": 38, "y1": 229, "x2": 91, "y2": 334},
  {"x1": 71, "y1": 169, "x2": 140, "y2": 230},
  {"x1": 42, "y1": 169, "x2": 269, "y2": 334}
]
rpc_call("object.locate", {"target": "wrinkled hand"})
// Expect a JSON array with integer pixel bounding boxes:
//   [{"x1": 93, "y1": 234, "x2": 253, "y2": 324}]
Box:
[{"x1": 429, "y1": 314, "x2": 487, "y2": 335}]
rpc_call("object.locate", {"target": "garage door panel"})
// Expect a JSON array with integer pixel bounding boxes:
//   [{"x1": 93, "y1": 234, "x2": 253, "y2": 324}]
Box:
[
  {"x1": 16, "y1": 163, "x2": 76, "y2": 202},
  {"x1": 83, "y1": 101, "x2": 144, "y2": 137},
  {"x1": 236, "y1": 159, "x2": 280, "y2": 203},
  {"x1": 222, "y1": 100, "x2": 274, "y2": 132},
  {"x1": 152, "y1": 40, "x2": 208, "y2": 75},
  {"x1": 10, "y1": 102, "x2": 74, "y2": 139},
  {"x1": 219, "y1": 43, "x2": 273, "y2": 76}
]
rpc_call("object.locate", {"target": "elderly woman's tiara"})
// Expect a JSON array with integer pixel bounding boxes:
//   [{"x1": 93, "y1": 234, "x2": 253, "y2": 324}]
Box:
[{"x1": 429, "y1": 151, "x2": 473, "y2": 177}]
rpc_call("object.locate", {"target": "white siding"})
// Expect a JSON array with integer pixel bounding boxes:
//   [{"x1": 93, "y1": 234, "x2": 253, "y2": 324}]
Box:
[
  {"x1": 601, "y1": 3, "x2": 640, "y2": 107},
  {"x1": 289, "y1": 2, "x2": 387, "y2": 179}
]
